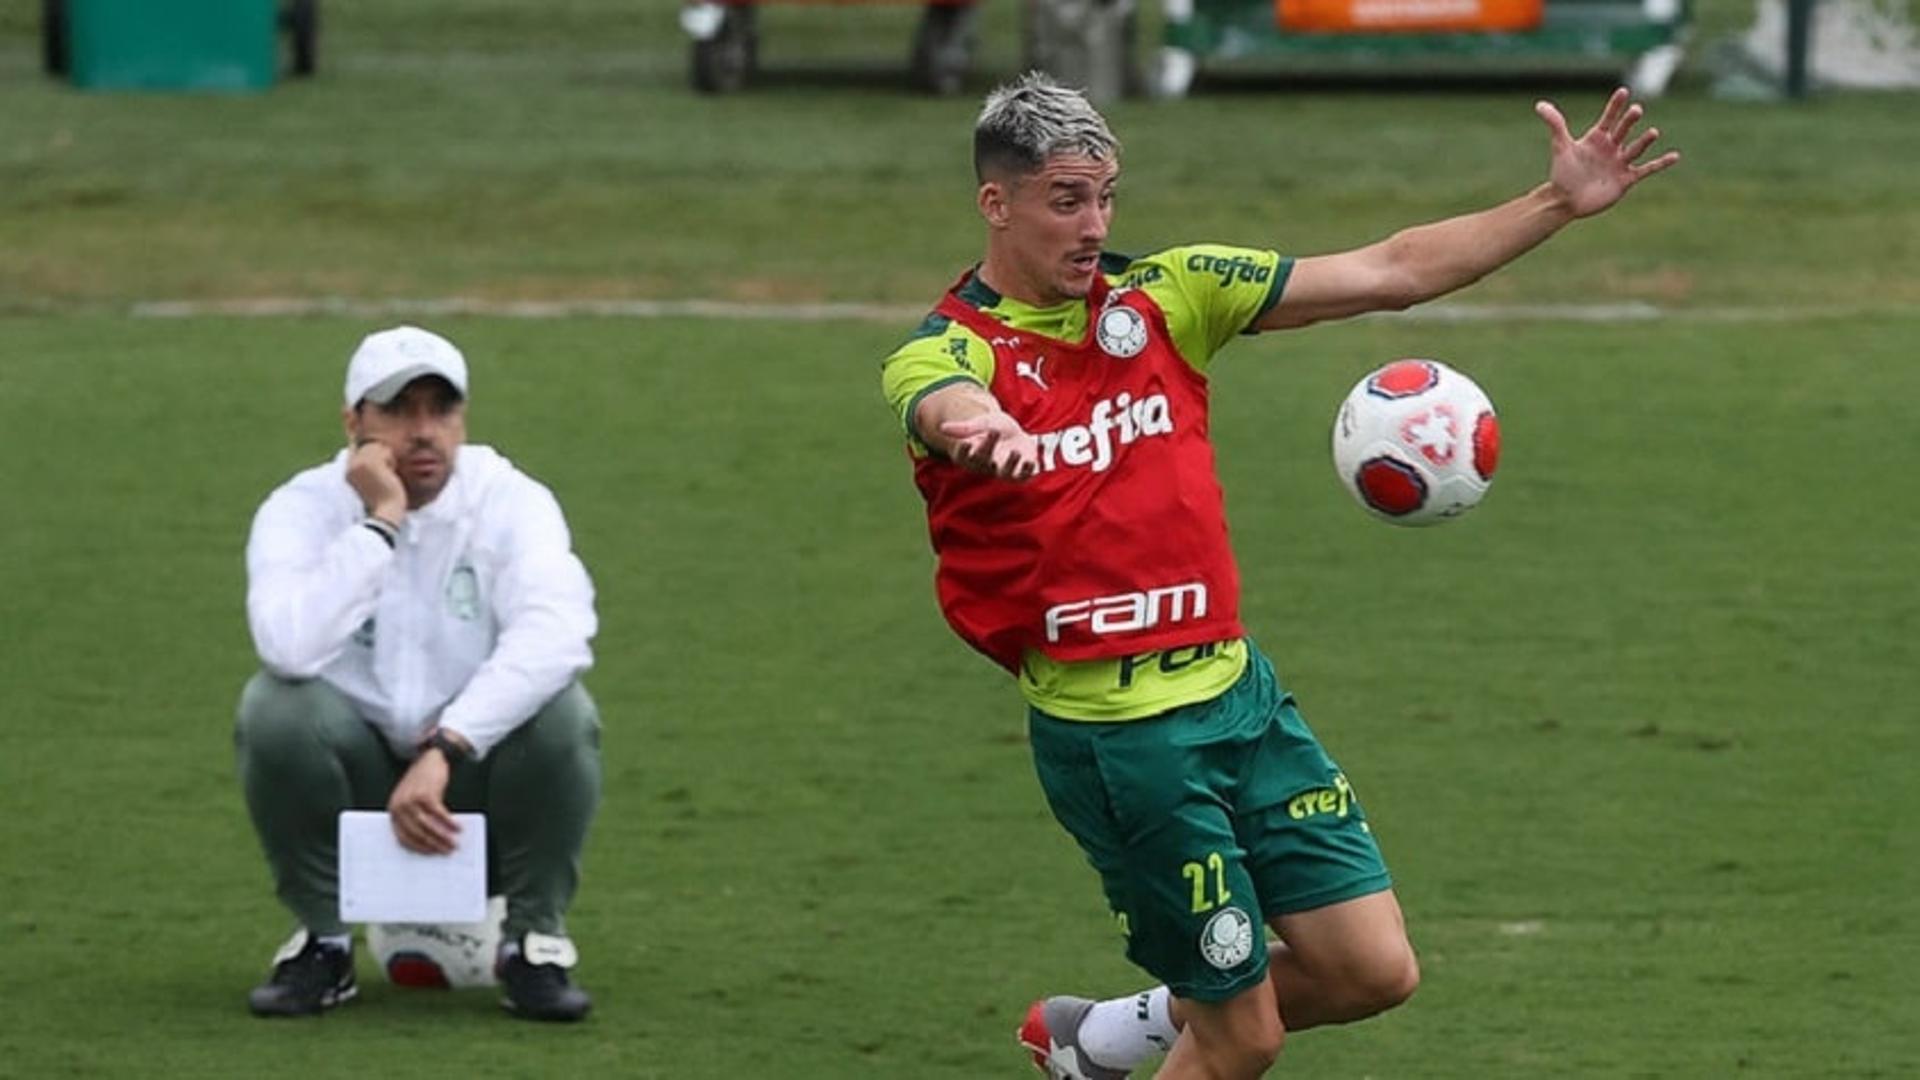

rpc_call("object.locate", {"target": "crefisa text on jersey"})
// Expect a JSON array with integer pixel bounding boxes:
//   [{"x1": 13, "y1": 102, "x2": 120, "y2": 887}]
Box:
[{"x1": 1031, "y1": 392, "x2": 1174, "y2": 474}]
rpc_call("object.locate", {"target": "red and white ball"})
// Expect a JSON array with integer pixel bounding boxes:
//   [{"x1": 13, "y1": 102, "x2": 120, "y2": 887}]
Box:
[
  {"x1": 366, "y1": 895, "x2": 505, "y2": 989},
  {"x1": 1331, "y1": 359, "x2": 1501, "y2": 526}
]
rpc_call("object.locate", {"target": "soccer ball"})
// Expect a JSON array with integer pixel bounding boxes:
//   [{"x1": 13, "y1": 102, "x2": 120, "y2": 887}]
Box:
[
  {"x1": 1331, "y1": 359, "x2": 1500, "y2": 525},
  {"x1": 366, "y1": 895, "x2": 505, "y2": 989}
]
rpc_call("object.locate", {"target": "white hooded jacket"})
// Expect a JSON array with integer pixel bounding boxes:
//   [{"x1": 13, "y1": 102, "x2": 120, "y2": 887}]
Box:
[{"x1": 245, "y1": 444, "x2": 596, "y2": 759}]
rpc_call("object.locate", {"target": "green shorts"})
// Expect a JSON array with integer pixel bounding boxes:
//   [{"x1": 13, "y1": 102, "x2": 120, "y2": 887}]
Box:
[{"x1": 1028, "y1": 642, "x2": 1391, "y2": 1002}]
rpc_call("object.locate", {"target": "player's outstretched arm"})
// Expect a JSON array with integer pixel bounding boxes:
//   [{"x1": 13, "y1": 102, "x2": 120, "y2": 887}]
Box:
[
  {"x1": 1257, "y1": 88, "x2": 1680, "y2": 332},
  {"x1": 915, "y1": 382, "x2": 1040, "y2": 481}
]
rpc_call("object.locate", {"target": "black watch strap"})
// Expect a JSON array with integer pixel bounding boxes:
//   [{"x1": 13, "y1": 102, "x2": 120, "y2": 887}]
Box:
[{"x1": 426, "y1": 729, "x2": 471, "y2": 763}]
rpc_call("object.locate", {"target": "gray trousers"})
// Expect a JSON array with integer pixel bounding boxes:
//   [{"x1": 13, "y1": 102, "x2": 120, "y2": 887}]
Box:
[{"x1": 235, "y1": 673, "x2": 602, "y2": 939}]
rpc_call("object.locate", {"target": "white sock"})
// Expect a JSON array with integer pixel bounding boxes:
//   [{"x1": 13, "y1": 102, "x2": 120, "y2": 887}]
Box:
[{"x1": 1077, "y1": 986, "x2": 1177, "y2": 1069}]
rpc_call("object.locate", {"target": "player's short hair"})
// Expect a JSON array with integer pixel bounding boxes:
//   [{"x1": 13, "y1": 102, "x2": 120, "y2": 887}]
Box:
[{"x1": 973, "y1": 72, "x2": 1119, "y2": 183}]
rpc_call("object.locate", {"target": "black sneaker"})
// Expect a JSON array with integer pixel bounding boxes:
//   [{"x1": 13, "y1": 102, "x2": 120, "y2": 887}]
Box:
[
  {"x1": 248, "y1": 929, "x2": 357, "y2": 1017},
  {"x1": 496, "y1": 932, "x2": 591, "y2": 1022}
]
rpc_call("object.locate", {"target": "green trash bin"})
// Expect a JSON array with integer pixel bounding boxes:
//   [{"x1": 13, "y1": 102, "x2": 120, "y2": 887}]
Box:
[{"x1": 67, "y1": 0, "x2": 277, "y2": 91}]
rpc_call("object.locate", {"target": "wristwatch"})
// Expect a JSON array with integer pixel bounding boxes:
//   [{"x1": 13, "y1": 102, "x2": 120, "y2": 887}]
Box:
[{"x1": 424, "y1": 729, "x2": 472, "y2": 764}]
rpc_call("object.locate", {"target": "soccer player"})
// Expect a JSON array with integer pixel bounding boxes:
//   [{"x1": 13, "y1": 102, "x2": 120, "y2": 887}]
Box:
[
  {"x1": 238, "y1": 326, "x2": 602, "y2": 1021},
  {"x1": 880, "y1": 75, "x2": 1676, "y2": 1078}
]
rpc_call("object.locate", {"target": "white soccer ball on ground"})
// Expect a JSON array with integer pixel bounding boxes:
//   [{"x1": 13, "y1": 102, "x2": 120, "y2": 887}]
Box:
[
  {"x1": 366, "y1": 895, "x2": 505, "y2": 989},
  {"x1": 1331, "y1": 359, "x2": 1501, "y2": 525}
]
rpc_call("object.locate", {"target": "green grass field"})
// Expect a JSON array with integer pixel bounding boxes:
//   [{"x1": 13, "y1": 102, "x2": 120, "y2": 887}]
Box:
[{"x1": 2, "y1": 2, "x2": 1917, "y2": 1077}]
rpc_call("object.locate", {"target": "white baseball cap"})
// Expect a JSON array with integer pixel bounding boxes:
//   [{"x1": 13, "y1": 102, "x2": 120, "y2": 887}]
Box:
[{"x1": 343, "y1": 325, "x2": 469, "y2": 407}]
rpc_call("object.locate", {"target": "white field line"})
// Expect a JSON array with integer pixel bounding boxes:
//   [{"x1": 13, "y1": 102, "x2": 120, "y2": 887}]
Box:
[
  {"x1": 128, "y1": 298, "x2": 929, "y2": 322},
  {"x1": 122, "y1": 297, "x2": 1907, "y2": 323}
]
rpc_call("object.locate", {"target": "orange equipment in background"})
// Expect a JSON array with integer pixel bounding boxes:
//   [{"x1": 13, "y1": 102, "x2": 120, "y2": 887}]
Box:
[{"x1": 1278, "y1": 0, "x2": 1543, "y2": 32}]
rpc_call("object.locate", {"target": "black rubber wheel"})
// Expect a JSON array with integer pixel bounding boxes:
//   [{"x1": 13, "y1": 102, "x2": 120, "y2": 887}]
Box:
[
  {"x1": 1121, "y1": 6, "x2": 1147, "y2": 98},
  {"x1": 43, "y1": 0, "x2": 68, "y2": 76},
  {"x1": 282, "y1": 0, "x2": 318, "y2": 76},
  {"x1": 690, "y1": 5, "x2": 757, "y2": 94},
  {"x1": 910, "y1": 3, "x2": 976, "y2": 97}
]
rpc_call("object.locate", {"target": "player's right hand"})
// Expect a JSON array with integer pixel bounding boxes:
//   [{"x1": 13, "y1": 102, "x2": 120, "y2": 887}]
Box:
[
  {"x1": 346, "y1": 439, "x2": 408, "y2": 523},
  {"x1": 941, "y1": 413, "x2": 1040, "y2": 481}
]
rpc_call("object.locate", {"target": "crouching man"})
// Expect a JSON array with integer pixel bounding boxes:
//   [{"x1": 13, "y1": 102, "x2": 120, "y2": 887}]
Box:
[{"x1": 237, "y1": 325, "x2": 602, "y2": 1022}]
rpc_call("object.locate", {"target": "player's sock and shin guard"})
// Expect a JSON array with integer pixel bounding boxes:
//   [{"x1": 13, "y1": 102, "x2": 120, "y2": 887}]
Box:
[
  {"x1": 1079, "y1": 987, "x2": 1178, "y2": 1067},
  {"x1": 1020, "y1": 987, "x2": 1177, "y2": 1078}
]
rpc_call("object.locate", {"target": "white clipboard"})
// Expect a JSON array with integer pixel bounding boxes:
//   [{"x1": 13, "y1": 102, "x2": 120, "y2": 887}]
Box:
[{"x1": 337, "y1": 810, "x2": 488, "y2": 924}]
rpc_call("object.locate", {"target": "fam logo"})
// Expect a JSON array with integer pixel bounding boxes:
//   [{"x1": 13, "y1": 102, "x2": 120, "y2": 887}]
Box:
[
  {"x1": 1199, "y1": 907, "x2": 1254, "y2": 970},
  {"x1": 1044, "y1": 581, "x2": 1207, "y2": 643},
  {"x1": 1096, "y1": 304, "x2": 1148, "y2": 358}
]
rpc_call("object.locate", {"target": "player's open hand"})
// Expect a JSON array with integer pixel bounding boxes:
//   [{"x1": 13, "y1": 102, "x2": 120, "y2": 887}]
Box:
[
  {"x1": 941, "y1": 412, "x2": 1040, "y2": 481},
  {"x1": 388, "y1": 752, "x2": 460, "y2": 855},
  {"x1": 1536, "y1": 87, "x2": 1680, "y2": 219}
]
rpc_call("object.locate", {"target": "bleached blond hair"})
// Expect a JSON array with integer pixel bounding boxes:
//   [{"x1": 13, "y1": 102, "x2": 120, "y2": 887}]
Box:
[{"x1": 973, "y1": 72, "x2": 1119, "y2": 182}]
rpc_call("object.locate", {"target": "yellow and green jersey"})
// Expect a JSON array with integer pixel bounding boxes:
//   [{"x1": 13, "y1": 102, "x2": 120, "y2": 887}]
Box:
[{"x1": 882, "y1": 244, "x2": 1292, "y2": 721}]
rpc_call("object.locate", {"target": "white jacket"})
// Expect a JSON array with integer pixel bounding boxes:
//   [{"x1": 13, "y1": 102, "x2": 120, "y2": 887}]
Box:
[{"x1": 245, "y1": 444, "x2": 596, "y2": 759}]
